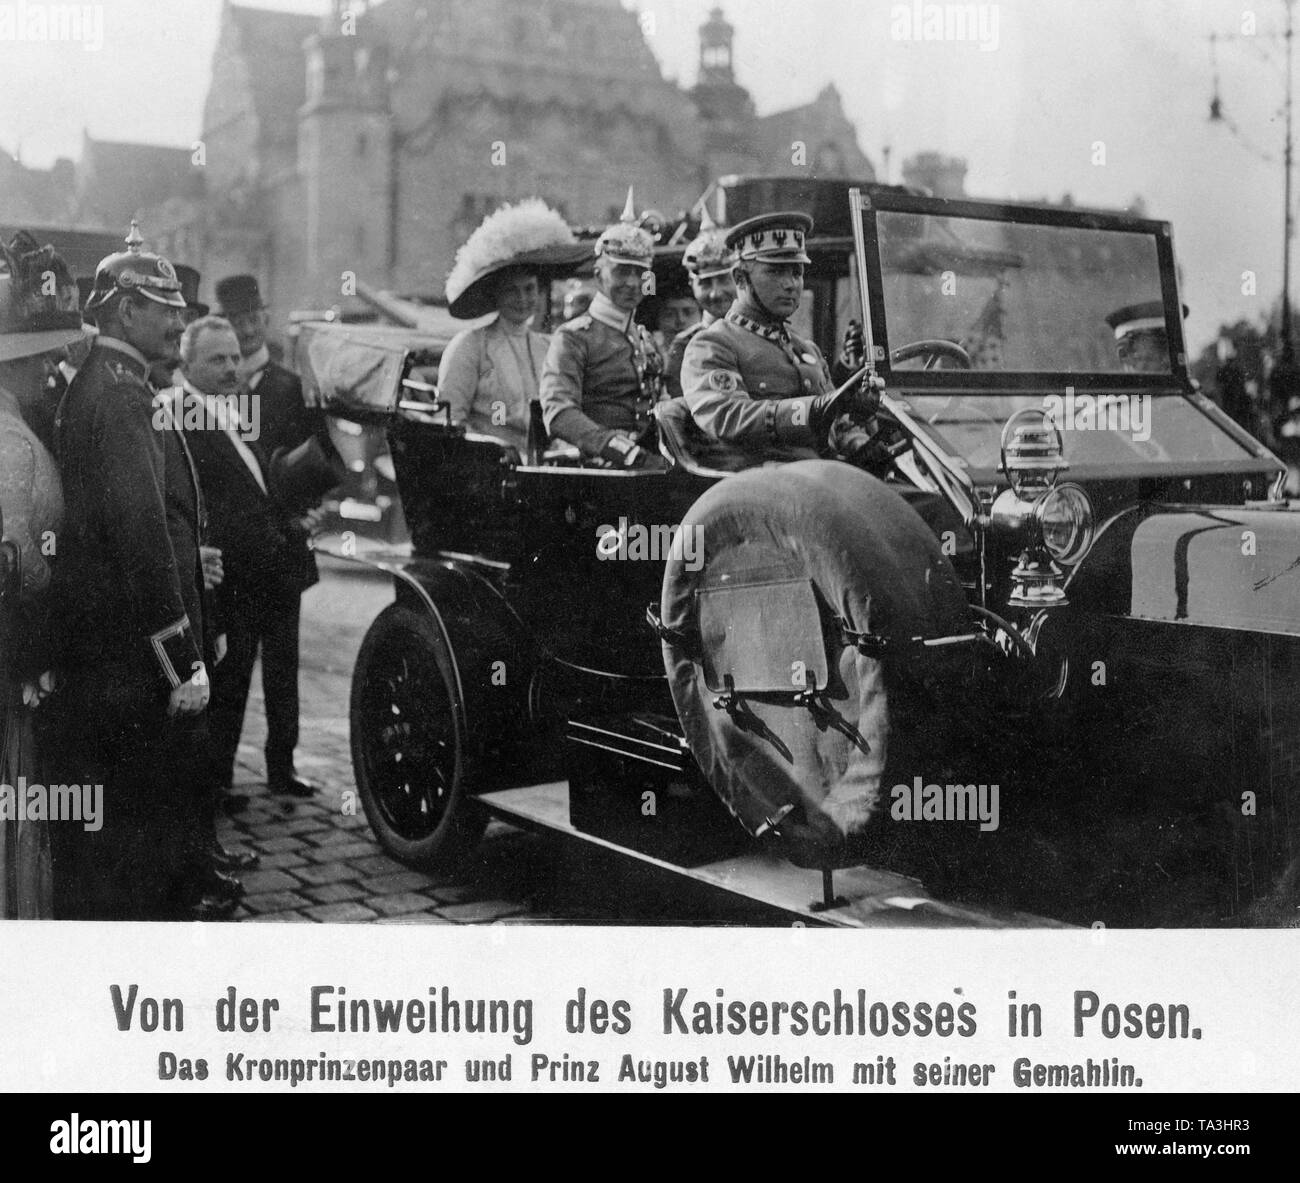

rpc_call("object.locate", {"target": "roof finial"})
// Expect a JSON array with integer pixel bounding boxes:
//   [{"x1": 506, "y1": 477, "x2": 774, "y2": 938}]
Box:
[
  {"x1": 125, "y1": 219, "x2": 144, "y2": 254},
  {"x1": 620, "y1": 186, "x2": 636, "y2": 224}
]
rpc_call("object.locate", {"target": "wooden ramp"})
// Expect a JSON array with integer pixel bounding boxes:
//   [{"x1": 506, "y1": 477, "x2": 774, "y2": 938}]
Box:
[{"x1": 479, "y1": 783, "x2": 1067, "y2": 929}]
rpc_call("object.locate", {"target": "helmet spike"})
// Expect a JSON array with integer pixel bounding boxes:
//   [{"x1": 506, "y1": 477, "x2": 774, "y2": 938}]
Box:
[
  {"x1": 698, "y1": 204, "x2": 718, "y2": 232},
  {"x1": 620, "y1": 186, "x2": 636, "y2": 224},
  {"x1": 125, "y1": 219, "x2": 144, "y2": 254}
]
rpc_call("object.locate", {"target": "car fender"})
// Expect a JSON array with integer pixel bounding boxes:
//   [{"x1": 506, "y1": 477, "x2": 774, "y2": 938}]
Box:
[
  {"x1": 1067, "y1": 502, "x2": 1300, "y2": 636},
  {"x1": 323, "y1": 545, "x2": 535, "y2": 734}
]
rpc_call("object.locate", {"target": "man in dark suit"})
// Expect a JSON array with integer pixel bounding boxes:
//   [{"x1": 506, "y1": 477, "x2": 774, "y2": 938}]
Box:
[
  {"x1": 45, "y1": 230, "x2": 238, "y2": 920},
  {"x1": 214, "y1": 275, "x2": 320, "y2": 797},
  {"x1": 176, "y1": 314, "x2": 320, "y2": 807}
]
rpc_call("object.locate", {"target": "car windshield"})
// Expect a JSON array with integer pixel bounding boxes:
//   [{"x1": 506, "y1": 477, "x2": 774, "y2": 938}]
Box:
[
  {"x1": 903, "y1": 392, "x2": 1256, "y2": 473},
  {"x1": 876, "y1": 210, "x2": 1174, "y2": 375}
]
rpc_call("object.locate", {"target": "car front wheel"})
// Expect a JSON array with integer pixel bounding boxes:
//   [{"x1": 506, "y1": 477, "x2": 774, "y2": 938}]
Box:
[{"x1": 350, "y1": 602, "x2": 486, "y2": 870}]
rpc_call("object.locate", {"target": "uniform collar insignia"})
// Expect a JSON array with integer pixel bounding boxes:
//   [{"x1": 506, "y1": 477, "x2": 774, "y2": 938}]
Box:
[{"x1": 727, "y1": 308, "x2": 790, "y2": 344}]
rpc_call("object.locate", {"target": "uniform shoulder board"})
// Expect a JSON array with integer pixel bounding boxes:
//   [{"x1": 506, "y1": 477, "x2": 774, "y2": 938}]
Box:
[{"x1": 102, "y1": 358, "x2": 148, "y2": 388}]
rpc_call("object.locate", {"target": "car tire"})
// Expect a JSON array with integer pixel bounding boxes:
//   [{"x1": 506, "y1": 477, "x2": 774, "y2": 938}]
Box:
[
  {"x1": 659, "y1": 460, "x2": 971, "y2": 855},
  {"x1": 350, "y1": 602, "x2": 487, "y2": 871}
]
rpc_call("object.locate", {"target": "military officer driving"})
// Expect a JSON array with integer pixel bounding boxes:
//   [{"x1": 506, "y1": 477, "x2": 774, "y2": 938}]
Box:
[
  {"x1": 539, "y1": 190, "x2": 666, "y2": 469},
  {"x1": 680, "y1": 211, "x2": 879, "y2": 468}
]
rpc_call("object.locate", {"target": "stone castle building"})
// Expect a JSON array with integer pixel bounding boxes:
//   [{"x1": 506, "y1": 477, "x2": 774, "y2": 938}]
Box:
[{"x1": 149, "y1": 0, "x2": 877, "y2": 313}]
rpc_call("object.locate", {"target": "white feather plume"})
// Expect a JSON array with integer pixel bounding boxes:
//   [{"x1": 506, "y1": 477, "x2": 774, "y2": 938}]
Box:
[{"x1": 445, "y1": 198, "x2": 576, "y2": 304}]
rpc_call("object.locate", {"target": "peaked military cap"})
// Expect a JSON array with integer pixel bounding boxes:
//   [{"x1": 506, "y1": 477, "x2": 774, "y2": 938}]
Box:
[{"x1": 726, "y1": 211, "x2": 813, "y2": 265}]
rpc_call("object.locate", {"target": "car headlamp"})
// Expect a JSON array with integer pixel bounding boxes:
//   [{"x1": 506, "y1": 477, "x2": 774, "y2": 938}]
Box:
[{"x1": 1036, "y1": 483, "x2": 1094, "y2": 566}]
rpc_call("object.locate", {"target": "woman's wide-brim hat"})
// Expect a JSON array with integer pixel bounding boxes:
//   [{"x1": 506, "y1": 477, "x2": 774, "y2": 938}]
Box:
[
  {"x1": 0, "y1": 231, "x2": 87, "y2": 362},
  {"x1": 445, "y1": 198, "x2": 586, "y2": 320}
]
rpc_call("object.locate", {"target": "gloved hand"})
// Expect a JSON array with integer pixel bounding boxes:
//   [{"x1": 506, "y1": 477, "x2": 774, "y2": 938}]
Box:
[
  {"x1": 839, "y1": 319, "x2": 865, "y2": 373},
  {"x1": 598, "y1": 431, "x2": 650, "y2": 469},
  {"x1": 809, "y1": 371, "x2": 885, "y2": 438}
]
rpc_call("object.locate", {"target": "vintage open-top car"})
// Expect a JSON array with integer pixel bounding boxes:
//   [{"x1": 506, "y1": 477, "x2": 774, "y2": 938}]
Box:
[{"x1": 306, "y1": 182, "x2": 1300, "y2": 928}]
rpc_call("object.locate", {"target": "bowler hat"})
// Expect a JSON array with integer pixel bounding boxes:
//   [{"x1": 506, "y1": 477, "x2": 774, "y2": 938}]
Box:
[{"x1": 215, "y1": 274, "x2": 266, "y2": 316}]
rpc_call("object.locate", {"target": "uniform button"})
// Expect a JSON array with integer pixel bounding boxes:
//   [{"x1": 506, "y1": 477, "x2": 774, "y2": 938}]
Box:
[
  {"x1": 758, "y1": 382, "x2": 768, "y2": 391},
  {"x1": 803, "y1": 379, "x2": 811, "y2": 391}
]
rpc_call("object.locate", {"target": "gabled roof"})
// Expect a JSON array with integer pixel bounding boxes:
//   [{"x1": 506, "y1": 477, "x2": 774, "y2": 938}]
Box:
[
  {"x1": 225, "y1": 3, "x2": 319, "y2": 146},
  {"x1": 753, "y1": 85, "x2": 874, "y2": 178},
  {"x1": 75, "y1": 136, "x2": 204, "y2": 228}
]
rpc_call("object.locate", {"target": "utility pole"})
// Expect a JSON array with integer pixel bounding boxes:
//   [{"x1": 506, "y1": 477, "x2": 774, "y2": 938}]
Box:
[
  {"x1": 1210, "y1": 0, "x2": 1299, "y2": 416},
  {"x1": 1283, "y1": 0, "x2": 1295, "y2": 363}
]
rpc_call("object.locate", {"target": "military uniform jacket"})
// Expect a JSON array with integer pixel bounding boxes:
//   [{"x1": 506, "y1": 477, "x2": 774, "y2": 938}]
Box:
[
  {"x1": 52, "y1": 339, "x2": 207, "y2": 691},
  {"x1": 539, "y1": 301, "x2": 660, "y2": 456},
  {"x1": 680, "y1": 307, "x2": 833, "y2": 464},
  {"x1": 665, "y1": 316, "x2": 713, "y2": 400}
]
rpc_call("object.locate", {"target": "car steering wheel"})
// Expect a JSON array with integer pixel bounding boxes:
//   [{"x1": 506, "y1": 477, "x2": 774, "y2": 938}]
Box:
[
  {"x1": 891, "y1": 339, "x2": 974, "y2": 370},
  {"x1": 819, "y1": 368, "x2": 914, "y2": 479}
]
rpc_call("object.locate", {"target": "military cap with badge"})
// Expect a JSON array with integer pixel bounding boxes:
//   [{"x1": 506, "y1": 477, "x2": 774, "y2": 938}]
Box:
[{"x1": 727, "y1": 210, "x2": 814, "y2": 265}]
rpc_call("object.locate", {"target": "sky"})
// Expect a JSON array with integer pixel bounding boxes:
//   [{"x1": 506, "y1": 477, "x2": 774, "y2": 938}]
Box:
[{"x1": 0, "y1": 0, "x2": 1291, "y2": 350}]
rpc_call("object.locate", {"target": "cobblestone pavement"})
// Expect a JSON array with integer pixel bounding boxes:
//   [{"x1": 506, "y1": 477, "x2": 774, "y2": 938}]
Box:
[{"x1": 221, "y1": 556, "x2": 762, "y2": 926}]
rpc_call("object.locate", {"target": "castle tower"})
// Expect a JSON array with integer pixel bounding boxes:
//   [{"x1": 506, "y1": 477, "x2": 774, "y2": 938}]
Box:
[
  {"x1": 692, "y1": 6, "x2": 754, "y2": 125},
  {"x1": 297, "y1": 8, "x2": 393, "y2": 303},
  {"x1": 901, "y1": 152, "x2": 968, "y2": 199}
]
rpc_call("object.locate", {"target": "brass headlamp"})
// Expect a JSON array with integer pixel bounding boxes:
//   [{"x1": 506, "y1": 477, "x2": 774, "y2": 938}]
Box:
[{"x1": 991, "y1": 408, "x2": 1093, "y2": 610}]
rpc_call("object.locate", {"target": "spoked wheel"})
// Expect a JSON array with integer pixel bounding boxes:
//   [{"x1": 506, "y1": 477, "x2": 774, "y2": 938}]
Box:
[{"x1": 350, "y1": 603, "x2": 486, "y2": 869}]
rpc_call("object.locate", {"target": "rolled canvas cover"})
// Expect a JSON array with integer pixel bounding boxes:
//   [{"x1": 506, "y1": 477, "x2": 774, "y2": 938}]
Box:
[
  {"x1": 659, "y1": 461, "x2": 969, "y2": 843},
  {"x1": 297, "y1": 324, "x2": 409, "y2": 418}
]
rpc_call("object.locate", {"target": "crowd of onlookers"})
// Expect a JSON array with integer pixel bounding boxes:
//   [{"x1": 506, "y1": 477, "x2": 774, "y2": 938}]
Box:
[{"x1": 0, "y1": 226, "x2": 340, "y2": 921}]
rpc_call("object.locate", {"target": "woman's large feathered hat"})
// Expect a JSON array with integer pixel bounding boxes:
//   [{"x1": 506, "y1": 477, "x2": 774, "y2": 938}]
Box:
[
  {"x1": 0, "y1": 230, "x2": 86, "y2": 362},
  {"x1": 445, "y1": 198, "x2": 585, "y2": 319}
]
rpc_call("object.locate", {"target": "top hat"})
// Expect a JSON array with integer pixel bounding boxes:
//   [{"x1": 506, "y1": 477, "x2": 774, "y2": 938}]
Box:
[
  {"x1": 444, "y1": 198, "x2": 585, "y2": 320},
  {"x1": 215, "y1": 274, "x2": 266, "y2": 317},
  {"x1": 0, "y1": 230, "x2": 88, "y2": 362},
  {"x1": 84, "y1": 221, "x2": 187, "y2": 313},
  {"x1": 726, "y1": 211, "x2": 814, "y2": 265},
  {"x1": 173, "y1": 264, "x2": 209, "y2": 317}
]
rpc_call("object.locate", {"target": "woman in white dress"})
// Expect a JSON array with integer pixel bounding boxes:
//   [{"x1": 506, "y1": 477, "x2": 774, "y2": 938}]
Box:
[{"x1": 439, "y1": 200, "x2": 582, "y2": 456}]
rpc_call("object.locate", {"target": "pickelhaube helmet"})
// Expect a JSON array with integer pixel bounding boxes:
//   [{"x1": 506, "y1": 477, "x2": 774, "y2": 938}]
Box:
[
  {"x1": 594, "y1": 187, "x2": 655, "y2": 270},
  {"x1": 84, "y1": 221, "x2": 187, "y2": 313},
  {"x1": 682, "y1": 208, "x2": 733, "y2": 279}
]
